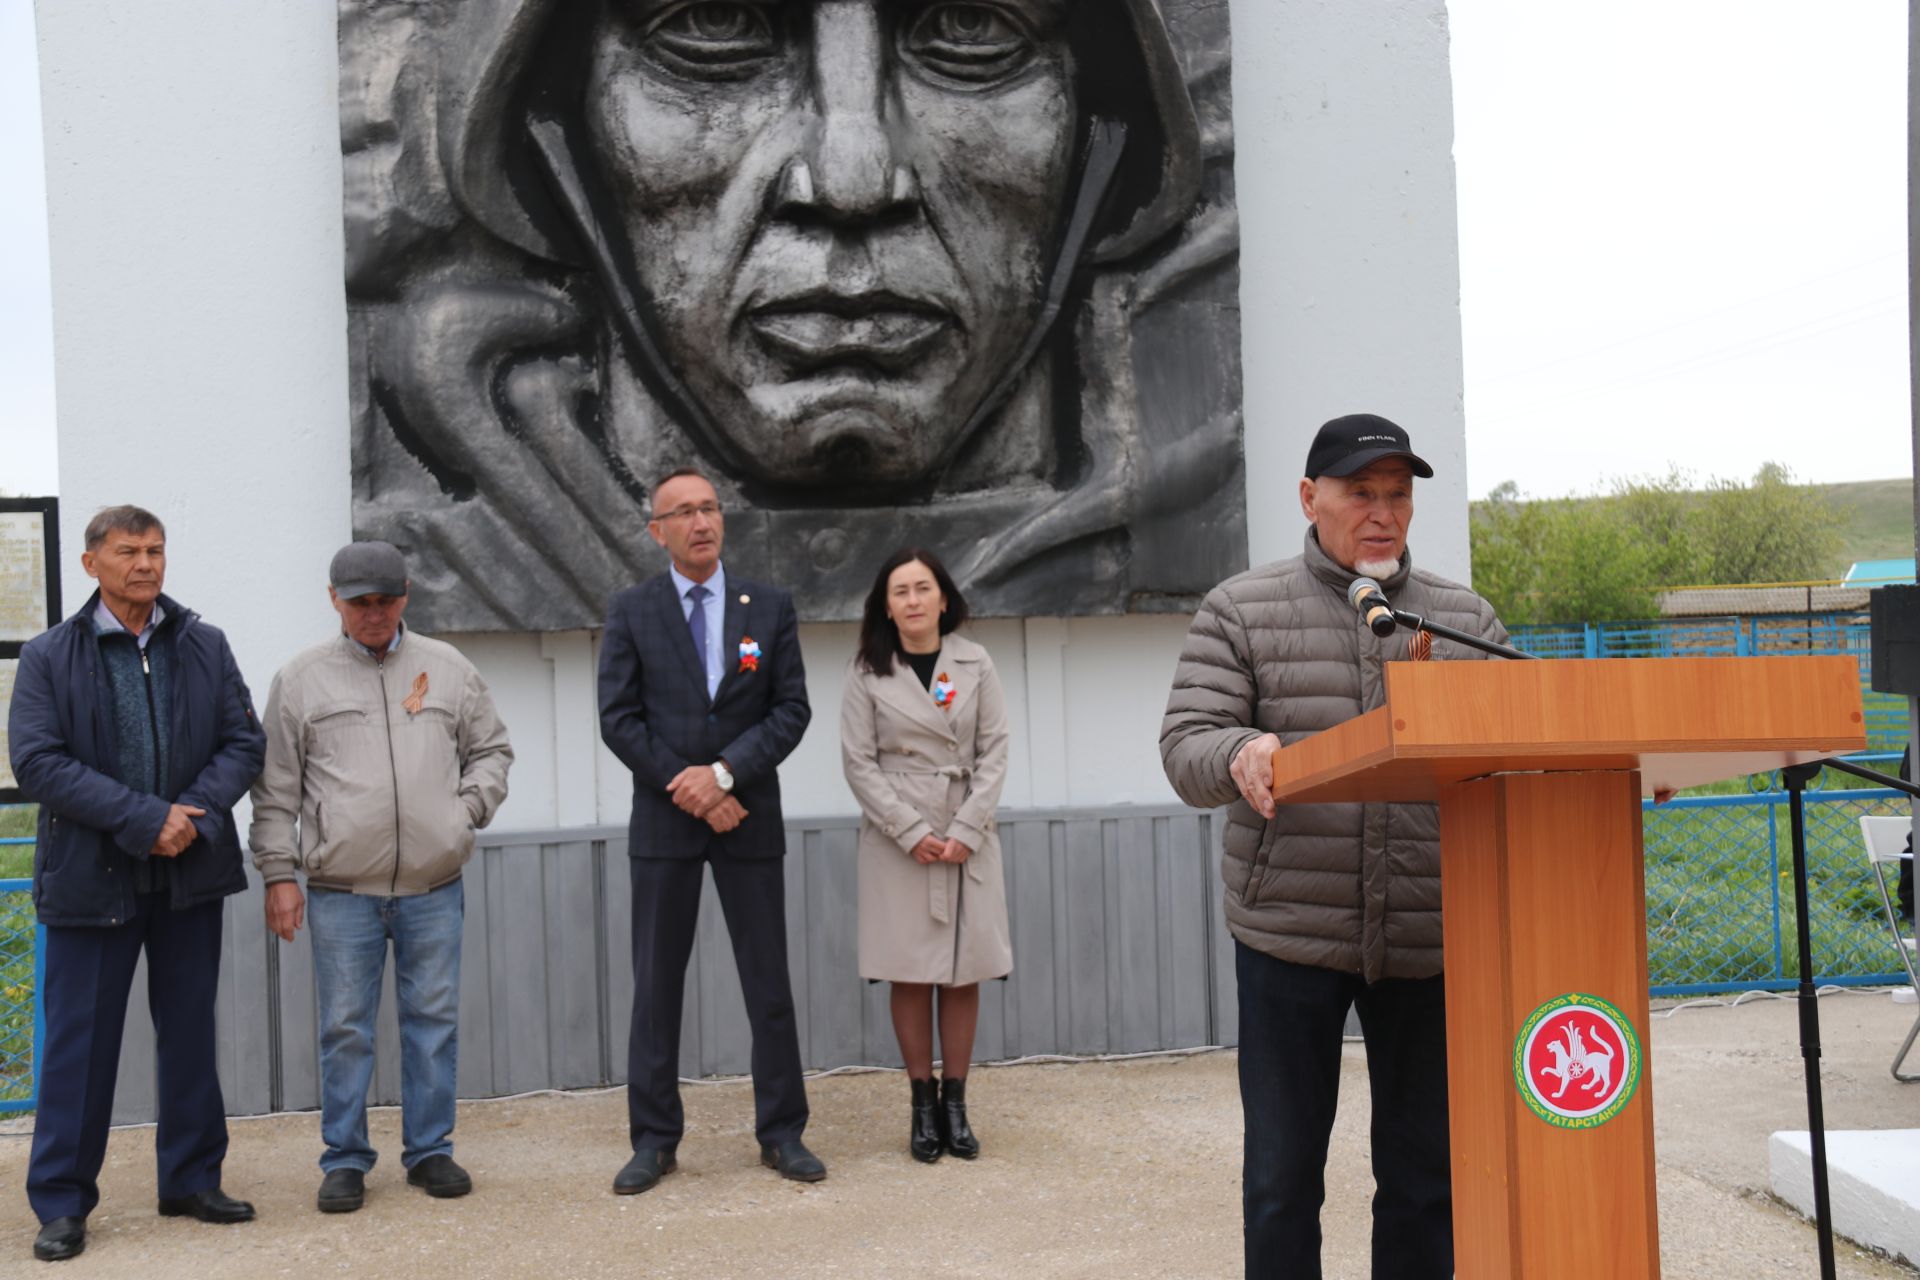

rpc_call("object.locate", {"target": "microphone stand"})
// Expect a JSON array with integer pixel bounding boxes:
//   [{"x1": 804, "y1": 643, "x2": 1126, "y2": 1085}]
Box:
[
  {"x1": 1776, "y1": 754, "x2": 1920, "y2": 1280},
  {"x1": 1388, "y1": 609, "x2": 1537, "y2": 662}
]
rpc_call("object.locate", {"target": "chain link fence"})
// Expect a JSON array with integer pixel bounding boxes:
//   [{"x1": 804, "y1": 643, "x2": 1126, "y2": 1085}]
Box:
[
  {"x1": 0, "y1": 877, "x2": 37, "y2": 1114},
  {"x1": 1646, "y1": 785, "x2": 1911, "y2": 995},
  {"x1": 0, "y1": 801, "x2": 40, "y2": 1114}
]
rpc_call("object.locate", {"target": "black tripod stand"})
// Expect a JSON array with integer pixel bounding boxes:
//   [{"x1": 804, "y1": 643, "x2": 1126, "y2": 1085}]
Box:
[{"x1": 1776, "y1": 755, "x2": 1920, "y2": 1280}]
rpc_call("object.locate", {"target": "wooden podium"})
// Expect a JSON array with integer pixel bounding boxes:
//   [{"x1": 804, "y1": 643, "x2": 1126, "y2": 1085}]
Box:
[{"x1": 1267, "y1": 655, "x2": 1866, "y2": 1278}]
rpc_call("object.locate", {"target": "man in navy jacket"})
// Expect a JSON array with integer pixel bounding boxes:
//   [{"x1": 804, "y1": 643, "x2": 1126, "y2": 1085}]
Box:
[
  {"x1": 6, "y1": 506, "x2": 265, "y2": 1262},
  {"x1": 597, "y1": 468, "x2": 818, "y2": 1193}
]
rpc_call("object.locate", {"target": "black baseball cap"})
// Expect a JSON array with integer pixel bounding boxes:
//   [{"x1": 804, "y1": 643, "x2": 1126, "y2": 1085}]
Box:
[
  {"x1": 329, "y1": 541, "x2": 409, "y2": 599},
  {"x1": 1304, "y1": 414, "x2": 1434, "y2": 480}
]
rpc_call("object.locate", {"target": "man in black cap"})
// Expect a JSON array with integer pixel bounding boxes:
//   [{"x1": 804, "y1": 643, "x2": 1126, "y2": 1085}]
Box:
[
  {"x1": 249, "y1": 542, "x2": 513, "y2": 1214},
  {"x1": 1160, "y1": 416, "x2": 1510, "y2": 1278}
]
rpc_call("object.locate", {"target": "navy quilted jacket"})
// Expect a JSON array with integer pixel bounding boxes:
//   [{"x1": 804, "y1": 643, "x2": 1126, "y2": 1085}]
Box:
[{"x1": 7, "y1": 591, "x2": 265, "y2": 925}]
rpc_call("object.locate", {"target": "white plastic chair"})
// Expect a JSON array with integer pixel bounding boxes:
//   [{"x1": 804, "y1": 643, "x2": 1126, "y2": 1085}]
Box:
[{"x1": 1859, "y1": 814, "x2": 1920, "y2": 1082}]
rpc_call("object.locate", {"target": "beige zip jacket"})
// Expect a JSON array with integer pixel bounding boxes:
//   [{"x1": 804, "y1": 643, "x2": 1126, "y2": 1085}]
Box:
[{"x1": 249, "y1": 630, "x2": 513, "y2": 895}]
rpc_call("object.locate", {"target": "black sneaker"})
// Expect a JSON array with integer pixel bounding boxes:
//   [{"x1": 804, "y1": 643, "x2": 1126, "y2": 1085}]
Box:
[{"x1": 405, "y1": 1154, "x2": 473, "y2": 1199}]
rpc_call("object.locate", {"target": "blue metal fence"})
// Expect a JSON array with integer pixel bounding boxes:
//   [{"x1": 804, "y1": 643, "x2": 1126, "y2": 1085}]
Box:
[{"x1": 1508, "y1": 612, "x2": 1907, "y2": 749}]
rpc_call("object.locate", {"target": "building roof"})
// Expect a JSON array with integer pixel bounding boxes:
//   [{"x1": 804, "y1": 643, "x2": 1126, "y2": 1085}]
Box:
[{"x1": 1844, "y1": 559, "x2": 1917, "y2": 586}]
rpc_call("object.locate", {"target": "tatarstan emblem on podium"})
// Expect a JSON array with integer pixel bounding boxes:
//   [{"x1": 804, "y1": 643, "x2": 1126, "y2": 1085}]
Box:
[{"x1": 1513, "y1": 993, "x2": 1643, "y2": 1129}]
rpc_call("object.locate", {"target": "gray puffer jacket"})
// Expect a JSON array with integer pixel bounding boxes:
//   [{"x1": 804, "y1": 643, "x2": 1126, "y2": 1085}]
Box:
[{"x1": 1160, "y1": 529, "x2": 1508, "y2": 982}]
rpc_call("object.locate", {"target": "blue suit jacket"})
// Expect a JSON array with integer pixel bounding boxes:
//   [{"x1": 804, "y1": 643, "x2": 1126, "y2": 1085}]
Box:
[{"x1": 597, "y1": 573, "x2": 811, "y2": 859}]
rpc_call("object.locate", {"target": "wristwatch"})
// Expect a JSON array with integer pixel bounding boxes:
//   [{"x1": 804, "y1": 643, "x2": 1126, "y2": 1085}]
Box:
[{"x1": 712, "y1": 761, "x2": 735, "y2": 793}]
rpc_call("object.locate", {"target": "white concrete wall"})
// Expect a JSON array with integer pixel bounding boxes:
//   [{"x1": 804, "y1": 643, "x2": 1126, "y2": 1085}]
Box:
[
  {"x1": 37, "y1": 0, "x2": 1471, "y2": 832},
  {"x1": 37, "y1": 0, "x2": 352, "y2": 687},
  {"x1": 1233, "y1": 0, "x2": 1473, "y2": 577}
]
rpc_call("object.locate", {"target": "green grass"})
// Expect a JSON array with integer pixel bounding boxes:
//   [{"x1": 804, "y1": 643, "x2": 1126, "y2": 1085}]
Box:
[{"x1": 0, "y1": 805, "x2": 32, "y2": 880}]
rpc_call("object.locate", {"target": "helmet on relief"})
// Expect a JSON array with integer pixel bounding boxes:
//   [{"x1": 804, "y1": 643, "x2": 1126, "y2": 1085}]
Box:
[{"x1": 436, "y1": 0, "x2": 1205, "y2": 269}]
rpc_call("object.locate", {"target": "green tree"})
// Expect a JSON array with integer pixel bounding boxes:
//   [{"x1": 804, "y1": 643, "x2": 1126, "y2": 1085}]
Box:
[
  {"x1": 1690, "y1": 462, "x2": 1842, "y2": 585},
  {"x1": 1469, "y1": 463, "x2": 1842, "y2": 624},
  {"x1": 1470, "y1": 482, "x2": 1669, "y2": 624}
]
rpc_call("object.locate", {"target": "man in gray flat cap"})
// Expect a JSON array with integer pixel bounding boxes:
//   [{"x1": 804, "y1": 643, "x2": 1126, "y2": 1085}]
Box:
[{"x1": 249, "y1": 542, "x2": 513, "y2": 1213}]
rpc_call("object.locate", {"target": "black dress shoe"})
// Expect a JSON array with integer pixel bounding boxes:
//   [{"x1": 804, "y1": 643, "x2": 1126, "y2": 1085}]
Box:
[
  {"x1": 156, "y1": 1188, "x2": 256, "y2": 1224},
  {"x1": 32, "y1": 1217, "x2": 84, "y2": 1262},
  {"x1": 939, "y1": 1076, "x2": 980, "y2": 1159},
  {"x1": 406, "y1": 1154, "x2": 473, "y2": 1199},
  {"x1": 613, "y1": 1147, "x2": 677, "y2": 1195},
  {"x1": 317, "y1": 1168, "x2": 366, "y2": 1214},
  {"x1": 908, "y1": 1078, "x2": 943, "y2": 1163},
  {"x1": 760, "y1": 1139, "x2": 827, "y2": 1183}
]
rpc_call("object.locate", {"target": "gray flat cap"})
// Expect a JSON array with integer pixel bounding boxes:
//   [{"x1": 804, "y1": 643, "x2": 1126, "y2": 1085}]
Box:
[{"x1": 329, "y1": 541, "x2": 408, "y2": 599}]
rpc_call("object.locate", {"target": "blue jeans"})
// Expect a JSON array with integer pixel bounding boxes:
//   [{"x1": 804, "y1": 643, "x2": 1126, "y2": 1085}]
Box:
[
  {"x1": 1235, "y1": 942, "x2": 1452, "y2": 1280},
  {"x1": 307, "y1": 879, "x2": 464, "y2": 1173}
]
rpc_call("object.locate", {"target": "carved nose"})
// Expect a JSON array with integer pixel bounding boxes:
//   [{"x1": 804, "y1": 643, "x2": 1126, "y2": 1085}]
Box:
[{"x1": 788, "y1": 0, "x2": 920, "y2": 223}]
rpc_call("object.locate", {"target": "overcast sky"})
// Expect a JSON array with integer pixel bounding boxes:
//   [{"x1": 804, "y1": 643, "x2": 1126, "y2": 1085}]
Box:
[
  {"x1": 1450, "y1": 0, "x2": 1910, "y2": 499},
  {"x1": 0, "y1": 0, "x2": 1912, "y2": 502}
]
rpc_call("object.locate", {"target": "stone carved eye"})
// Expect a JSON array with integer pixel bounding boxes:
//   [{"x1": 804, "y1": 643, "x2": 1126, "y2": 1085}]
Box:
[
  {"x1": 902, "y1": 3, "x2": 1038, "y2": 83},
  {"x1": 644, "y1": 1, "x2": 781, "y2": 73}
]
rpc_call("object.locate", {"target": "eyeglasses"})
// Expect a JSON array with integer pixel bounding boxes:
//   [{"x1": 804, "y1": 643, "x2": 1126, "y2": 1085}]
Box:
[{"x1": 650, "y1": 502, "x2": 724, "y2": 523}]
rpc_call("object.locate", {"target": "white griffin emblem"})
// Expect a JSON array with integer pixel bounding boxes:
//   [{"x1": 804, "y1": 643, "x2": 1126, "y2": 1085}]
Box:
[{"x1": 1538, "y1": 1020, "x2": 1616, "y2": 1101}]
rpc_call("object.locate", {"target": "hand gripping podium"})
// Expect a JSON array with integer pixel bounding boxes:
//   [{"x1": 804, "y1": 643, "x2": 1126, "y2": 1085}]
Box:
[{"x1": 1266, "y1": 655, "x2": 1866, "y2": 1279}]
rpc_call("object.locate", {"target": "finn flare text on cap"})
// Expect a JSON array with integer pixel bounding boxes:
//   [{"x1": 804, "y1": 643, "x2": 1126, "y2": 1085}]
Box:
[{"x1": 1304, "y1": 413, "x2": 1435, "y2": 480}]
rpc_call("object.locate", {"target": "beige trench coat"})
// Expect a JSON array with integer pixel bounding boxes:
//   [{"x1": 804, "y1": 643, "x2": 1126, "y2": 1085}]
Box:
[{"x1": 840, "y1": 631, "x2": 1012, "y2": 986}]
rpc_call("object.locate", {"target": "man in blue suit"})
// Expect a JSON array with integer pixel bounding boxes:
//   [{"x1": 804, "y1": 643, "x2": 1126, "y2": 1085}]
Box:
[
  {"x1": 7, "y1": 506, "x2": 266, "y2": 1262},
  {"x1": 597, "y1": 468, "x2": 819, "y2": 1193}
]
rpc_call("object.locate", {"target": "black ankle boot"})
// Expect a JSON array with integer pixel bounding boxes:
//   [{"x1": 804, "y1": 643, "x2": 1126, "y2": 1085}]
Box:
[
  {"x1": 909, "y1": 1078, "x2": 943, "y2": 1163},
  {"x1": 939, "y1": 1076, "x2": 980, "y2": 1159}
]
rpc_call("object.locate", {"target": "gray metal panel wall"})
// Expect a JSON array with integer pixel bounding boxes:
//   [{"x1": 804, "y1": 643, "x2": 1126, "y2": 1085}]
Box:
[{"x1": 101, "y1": 806, "x2": 1236, "y2": 1123}]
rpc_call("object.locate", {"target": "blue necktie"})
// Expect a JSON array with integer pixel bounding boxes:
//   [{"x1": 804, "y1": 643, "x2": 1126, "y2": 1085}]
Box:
[{"x1": 686, "y1": 584, "x2": 709, "y2": 688}]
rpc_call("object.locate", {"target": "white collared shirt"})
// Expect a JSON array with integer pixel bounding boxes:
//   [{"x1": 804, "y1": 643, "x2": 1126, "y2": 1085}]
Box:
[
  {"x1": 669, "y1": 561, "x2": 727, "y2": 700},
  {"x1": 348, "y1": 621, "x2": 405, "y2": 661}
]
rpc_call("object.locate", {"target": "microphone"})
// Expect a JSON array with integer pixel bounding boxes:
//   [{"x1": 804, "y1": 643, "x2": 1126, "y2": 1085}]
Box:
[{"x1": 1347, "y1": 577, "x2": 1397, "y2": 637}]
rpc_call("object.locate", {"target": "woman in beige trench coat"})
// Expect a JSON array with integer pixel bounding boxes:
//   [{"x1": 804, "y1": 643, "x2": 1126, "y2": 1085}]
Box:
[{"x1": 840, "y1": 549, "x2": 1010, "y2": 1163}]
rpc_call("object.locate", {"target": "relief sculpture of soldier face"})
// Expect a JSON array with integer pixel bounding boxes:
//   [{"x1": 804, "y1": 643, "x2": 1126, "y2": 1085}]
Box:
[
  {"x1": 342, "y1": 0, "x2": 1243, "y2": 630},
  {"x1": 582, "y1": 0, "x2": 1076, "y2": 491}
]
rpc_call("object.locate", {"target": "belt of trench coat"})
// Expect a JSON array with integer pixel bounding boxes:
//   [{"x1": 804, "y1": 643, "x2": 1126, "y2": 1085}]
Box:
[{"x1": 876, "y1": 751, "x2": 983, "y2": 925}]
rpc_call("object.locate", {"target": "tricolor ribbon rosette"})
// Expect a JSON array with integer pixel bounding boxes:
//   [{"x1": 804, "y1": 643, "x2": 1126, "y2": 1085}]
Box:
[
  {"x1": 932, "y1": 672, "x2": 955, "y2": 710},
  {"x1": 738, "y1": 636, "x2": 761, "y2": 673}
]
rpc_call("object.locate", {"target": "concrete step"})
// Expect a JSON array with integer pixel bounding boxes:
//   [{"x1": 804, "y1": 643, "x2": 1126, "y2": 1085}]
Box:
[{"x1": 1769, "y1": 1128, "x2": 1920, "y2": 1268}]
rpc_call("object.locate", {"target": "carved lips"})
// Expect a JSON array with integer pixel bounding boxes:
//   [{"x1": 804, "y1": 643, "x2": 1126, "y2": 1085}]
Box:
[{"x1": 746, "y1": 290, "x2": 955, "y2": 373}]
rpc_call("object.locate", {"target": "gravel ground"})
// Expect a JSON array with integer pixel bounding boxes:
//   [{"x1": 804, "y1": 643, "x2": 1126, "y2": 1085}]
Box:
[{"x1": 0, "y1": 991, "x2": 1914, "y2": 1277}]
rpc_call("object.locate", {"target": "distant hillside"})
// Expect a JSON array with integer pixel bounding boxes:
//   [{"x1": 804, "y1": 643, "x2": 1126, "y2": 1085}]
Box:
[
  {"x1": 1820, "y1": 478, "x2": 1916, "y2": 579},
  {"x1": 1472, "y1": 477, "x2": 1915, "y2": 584}
]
